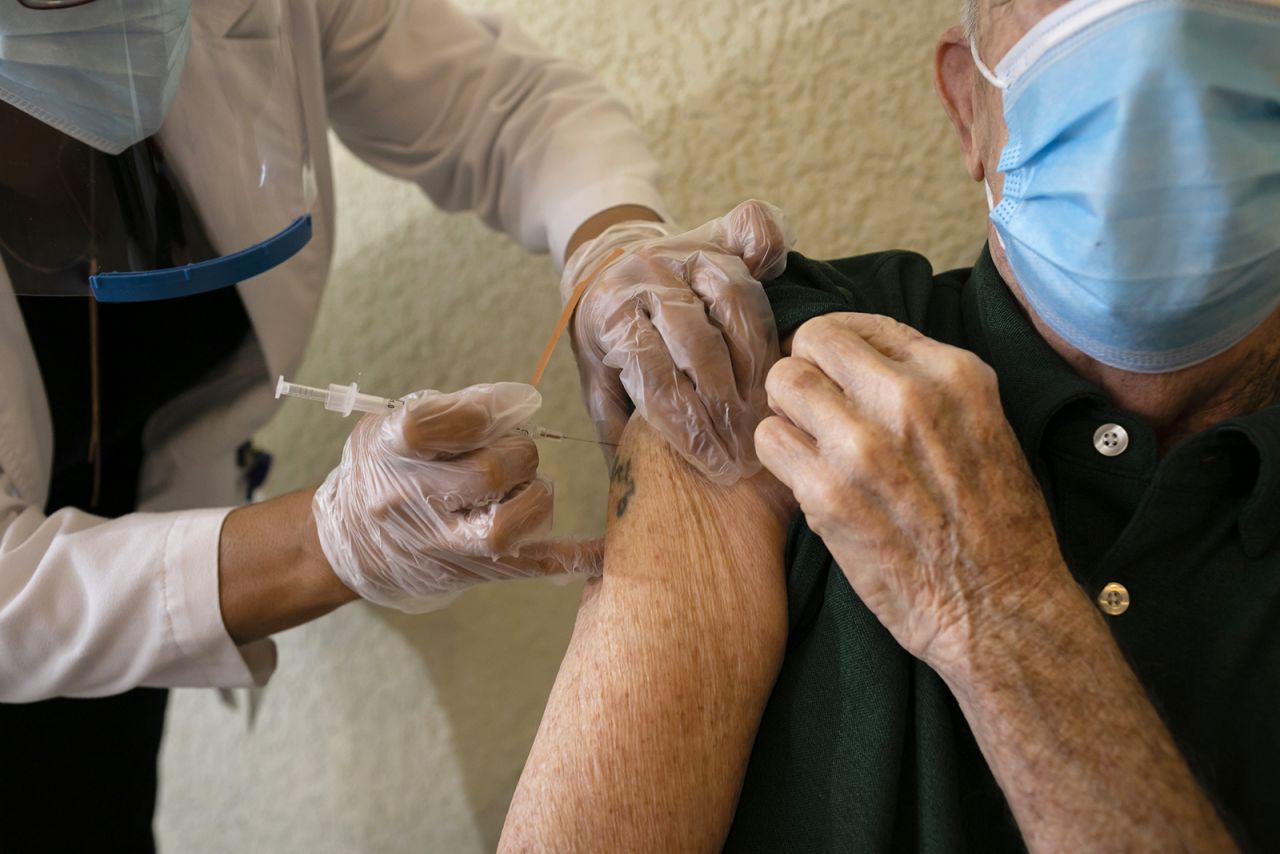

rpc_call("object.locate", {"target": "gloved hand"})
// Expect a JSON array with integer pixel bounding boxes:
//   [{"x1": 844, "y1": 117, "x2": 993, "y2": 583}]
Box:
[
  {"x1": 313, "y1": 382, "x2": 600, "y2": 613},
  {"x1": 563, "y1": 199, "x2": 795, "y2": 485}
]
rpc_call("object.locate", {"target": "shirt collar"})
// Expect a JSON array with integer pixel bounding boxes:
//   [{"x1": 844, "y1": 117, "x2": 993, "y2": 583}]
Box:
[
  {"x1": 1216, "y1": 405, "x2": 1280, "y2": 557},
  {"x1": 962, "y1": 246, "x2": 1103, "y2": 467},
  {"x1": 963, "y1": 244, "x2": 1280, "y2": 557}
]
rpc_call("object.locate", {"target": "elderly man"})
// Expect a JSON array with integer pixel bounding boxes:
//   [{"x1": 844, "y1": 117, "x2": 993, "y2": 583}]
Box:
[{"x1": 499, "y1": 0, "x2": 1279, "y2": 851}]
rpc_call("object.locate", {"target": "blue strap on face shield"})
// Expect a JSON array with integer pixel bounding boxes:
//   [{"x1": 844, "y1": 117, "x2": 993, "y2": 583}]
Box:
[{"x1": 88, "y1": 213, "x2": 312, "y2": 303}]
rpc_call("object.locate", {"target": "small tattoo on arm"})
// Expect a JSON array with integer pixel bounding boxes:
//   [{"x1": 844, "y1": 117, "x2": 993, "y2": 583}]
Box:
[{"x1": 609, "y1": 458, "x2": 637, "y2": 518}]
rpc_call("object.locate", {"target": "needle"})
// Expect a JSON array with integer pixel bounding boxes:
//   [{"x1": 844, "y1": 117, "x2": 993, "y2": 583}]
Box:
[{"x1": 517, "y1": 425, "x2": 618, "y2": 448}]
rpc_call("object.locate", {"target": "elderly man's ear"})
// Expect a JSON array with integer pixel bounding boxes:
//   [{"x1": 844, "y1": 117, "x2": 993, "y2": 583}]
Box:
[{"x1": 934, "y1": 25, "x2": 986, "y2": 184}]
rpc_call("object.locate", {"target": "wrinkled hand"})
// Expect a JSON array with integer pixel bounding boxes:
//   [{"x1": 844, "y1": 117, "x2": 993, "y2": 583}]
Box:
[
  {"x1": 313, "y1": 382, "x2": 601, "y2": 614},
  {"x1": 565, "y1": 200, "x2": 795, "y2": 485},
  {"x1": 754, "y1": 313, "x2": 1069, "y2": 667}
]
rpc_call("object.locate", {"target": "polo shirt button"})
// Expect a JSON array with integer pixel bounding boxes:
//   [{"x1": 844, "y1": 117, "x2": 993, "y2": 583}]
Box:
[
  {"x1": 1093, "y1": 423, "x2": 1129, "y2": 457},
  {"x1": 1098, "y1": 582, "x2": 1130, "y2": 616}
]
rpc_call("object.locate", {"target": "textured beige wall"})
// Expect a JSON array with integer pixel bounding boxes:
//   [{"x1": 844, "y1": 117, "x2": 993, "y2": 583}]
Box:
[{"x1": 156, "y1": 0, "x2": 984, "y2": 850}]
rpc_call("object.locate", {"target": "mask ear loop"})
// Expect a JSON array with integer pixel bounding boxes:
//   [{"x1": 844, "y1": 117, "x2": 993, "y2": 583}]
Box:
[
  {"x1": 970, "y1": 39, "x2": 1011, "y2": 254},
  {"x1": 970, "y1": 40, "x2": 1010, "y2": 90},
  {"x1": 530, "y1": 246, "x2": 625, "y2": 388}
]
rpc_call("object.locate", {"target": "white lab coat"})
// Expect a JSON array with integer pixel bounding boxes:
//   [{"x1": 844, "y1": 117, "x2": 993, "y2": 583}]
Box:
[{"x1": 0, "y1": 0, "x2": 665, "y2": 702}]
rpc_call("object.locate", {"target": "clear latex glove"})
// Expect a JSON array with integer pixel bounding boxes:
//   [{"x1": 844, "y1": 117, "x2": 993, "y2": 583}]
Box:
[
  {"x1": 563, "y1": 199, "x2": 795, "y2": 485},
  {"x1": 313, "y1": 382, "x2": 601, "y2": 614}
]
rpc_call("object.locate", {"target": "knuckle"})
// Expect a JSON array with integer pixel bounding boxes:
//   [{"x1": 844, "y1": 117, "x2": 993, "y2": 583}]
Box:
[
  {"x1": 858, "y1": 313, "x2": 899, "y2": 338},
  {"x1": 838, "y1": 430, "x2": 879, "y2": 474},
  {"x1": 788, "y1": 359, "x2": 826, "y2": 393},
  {"x1": 970, "y1": 355, "x2": 1000, "y2": 390},
  {"x1": 754, "y1": 415, "x2": 782, "y2": 447},
  {"x1": 472, "y1": 454, "x2": 505, "y2": 494},
  {"x1": 765, "y1": 357, "x2": 801, "y2": 398},
  {"x1": 491, "y1": 488, "x2": 550, "y2": 551},
  {"x1": 859, "y1": 313, "x2": 924, "y2": 352},
  {"x1": 368, "y1": 500, "x2": 393, "y2": 525},
  {"x1": 879, "y1": 313, "x2": 917, "y2": 339},
  {"x1": 941, "y1": 348, "x2": 988, "y2": 383},
  {"x1": 792, "y1": 477, "x2": 827, "y2": 513},
  {"x1": 798, "y1": 479, "x2": 845, "y2": 528},
  {"x1": 754, "y1": 416, "x2": 794, "y2": 460},
  {"x1": 877, "y1": 372, "x2": 924, "y2": 420},
  {"x1": 481, "y1": 522, "x2": 512, "y2": 554},
  {"x1": 938, "y1": 350, "x2": 999, "y2": 404},
  {"x1": 791, "y1": 315, "x2": 833, "y2": 355},
  {"x1": 864, "y1": 313, "x2": 895, "y2": 333},
  {"x1": 506, "y1": 435, "x2": 539, "y2": 470},
  {"x1": 895, "y1": 381, "x2": 931, "y2": 423},
  {"x1": 523, "y1": 439, "x2": 542, "y2": 472},
  {"x1": 814, "y1": 479, "x2": 846, "y2": 512}
]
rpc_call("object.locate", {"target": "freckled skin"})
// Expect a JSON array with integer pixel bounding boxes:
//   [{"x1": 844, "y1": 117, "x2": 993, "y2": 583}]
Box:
[
  {"x1": 756, "y1": 312, "x2": 1238, "y2": 853},
  {"x1": 500, "y1": 418, "x2": 791, "y2": 853},
  {"x1": 506, "y1": 3, "x2": 1264, "y2": 848}
]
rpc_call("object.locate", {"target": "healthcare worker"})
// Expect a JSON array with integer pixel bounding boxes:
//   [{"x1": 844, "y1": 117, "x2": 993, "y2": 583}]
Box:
[{"x1": 0, "y1": 0, "x2": 792, "y2": 849}]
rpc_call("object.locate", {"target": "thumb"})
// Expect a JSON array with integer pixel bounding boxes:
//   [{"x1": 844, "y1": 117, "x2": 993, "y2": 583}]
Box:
[
  {"x1": 720, "y1": 199, "x2": 797, "y2": 282},
  {"x1": 584, "y1": 371, "x2": 631, "y2": 448},
  {"x1": 573, "y1": 349, "x2": 631, "y2": 462}
]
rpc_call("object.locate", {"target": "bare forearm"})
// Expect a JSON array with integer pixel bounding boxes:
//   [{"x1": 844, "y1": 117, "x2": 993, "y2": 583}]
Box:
[
  {"x1": 501, "y1": 420, "x2": 790, "y2": 852},
  {"x1": 217, "y1": 488, "x2": 357, "y2": 645},
  {"x1": 938, "y1": 579, "x2": 1236, "y2": 852}
]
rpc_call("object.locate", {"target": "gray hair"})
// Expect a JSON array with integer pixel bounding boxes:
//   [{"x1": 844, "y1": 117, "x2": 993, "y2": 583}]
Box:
[{"x1": 962, "y1": 0, "x2": 980, "y2": 43}]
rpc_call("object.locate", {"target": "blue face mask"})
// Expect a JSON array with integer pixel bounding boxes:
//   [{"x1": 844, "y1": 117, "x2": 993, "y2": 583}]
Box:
[
  {"x1": 0, "y1": 0, "x2": 193, "y2": 155},
  {"x1": 972, "y1": 0, "x2": 1280, "y2": 374}
]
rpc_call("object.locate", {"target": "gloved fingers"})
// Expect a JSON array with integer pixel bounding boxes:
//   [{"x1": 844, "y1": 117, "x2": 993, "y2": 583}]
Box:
[
  {"x1": 611, "y1": 309, "x2": 735, "y2": 480},
  {"x1": 561, "y1": 200, "x2": 794, "y2": 483},
  {"x1": 686, "y1": 250, "x2": 779, "y2": 395},
  {"x1": 439, "y1": 476, "x2": 555, "y2": 562},
  {"x1": 427, "y1": 536, "x2": 603, "y2": 591},
  {"x1": 351, "y1": 477, "x2": 551, "y2": 590},
  {"x1": 641, "y1": 275, "x2": 749, "y2": 453},
  {"x1": 474, "y1": 476, "x2": 557, "y2": 556},
  {"x1": 396, "y1": 382, "x2": 543, "y2": 458},
  {"x1": 572, "y1": 350, "x2": 632, "y2": 457},
  {"x1": 425, "y1": 434, "x2": 541, "y2": 511},
  {"x1": 684, "y1": 250, "x2": 781, "y2": 462},
  {"x1": 508, "y1": 538, "x2": 605, "y2": 580},
  {"x1": 717, "y1": 199, "x2": 796, "y2": 281},
  {"x1": 347, "y1": 436, "x2": 538, "y2": 536}
]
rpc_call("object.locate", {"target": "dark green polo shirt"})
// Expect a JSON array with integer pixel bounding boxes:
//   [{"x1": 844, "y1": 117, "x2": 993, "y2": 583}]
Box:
[{"x1": 723, "y1": 248, "x2": 1280, "y2": 853}]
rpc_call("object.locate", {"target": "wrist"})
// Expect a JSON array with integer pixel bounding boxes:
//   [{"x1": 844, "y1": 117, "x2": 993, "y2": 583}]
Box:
[
  {"x1": 561, "y1": 219, "x2": 681, "y2": 302},
  {"x1": 926, "y1": 564, "x2": 1096, "y2": 697},
  {"x1": 218, "y1": 488, "x2": 357, "y2": 646},
  {"x1": 564, "y1": 204, "x2": 664, "y2": 264},
  {"x1": 300, "y1": 489, "x2": 360, "y2": 609}
]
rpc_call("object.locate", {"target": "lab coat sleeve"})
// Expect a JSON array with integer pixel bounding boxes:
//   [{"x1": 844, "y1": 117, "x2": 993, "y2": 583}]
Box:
[
  {"x1": 0, "y1": 475, "x2": 275, "y2": 702},
  {"x1": 314, "y1": 0, "x2": 668, "y2": 266}
]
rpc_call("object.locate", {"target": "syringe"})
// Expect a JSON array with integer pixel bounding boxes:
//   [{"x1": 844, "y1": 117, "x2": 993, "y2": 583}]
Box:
[
  {"x1": 276, "y1": 376, "x2": 404, "y2": 417},
  {"x1": 275, "y1": 375, "x2": 616, "y2": 446}
]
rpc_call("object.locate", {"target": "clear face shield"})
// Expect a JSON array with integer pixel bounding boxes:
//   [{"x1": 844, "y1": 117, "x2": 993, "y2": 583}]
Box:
[{"x1": 0, "y1": 0, "x2": 315, "y2": 302}]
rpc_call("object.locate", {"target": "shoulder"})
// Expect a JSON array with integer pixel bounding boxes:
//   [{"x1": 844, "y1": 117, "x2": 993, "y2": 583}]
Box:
[{"x1": 764, "y1": 249, "x2": 974, "y2": 340}]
